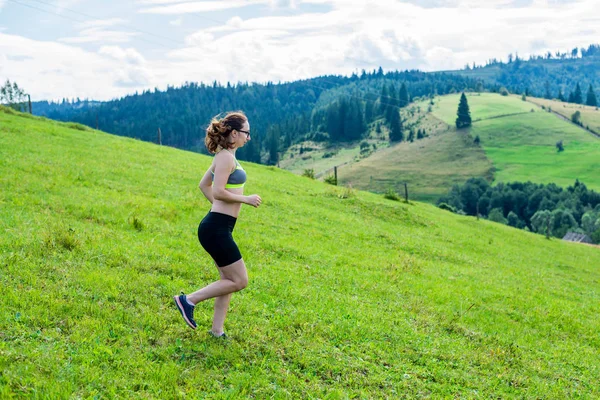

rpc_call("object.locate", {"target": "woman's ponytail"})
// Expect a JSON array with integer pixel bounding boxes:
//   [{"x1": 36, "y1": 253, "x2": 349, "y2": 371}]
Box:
[{"x1": 204, "y1": 111, "x2": 247, "y2": 154}]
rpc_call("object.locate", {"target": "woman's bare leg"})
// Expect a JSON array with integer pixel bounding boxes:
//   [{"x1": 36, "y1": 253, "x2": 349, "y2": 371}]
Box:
[
  {"x1": 186, "y1": 259, "x2": 248, "y2": 305},
  {"x1": 212, "y1": 293, "x2": 232, "y2": 335}
]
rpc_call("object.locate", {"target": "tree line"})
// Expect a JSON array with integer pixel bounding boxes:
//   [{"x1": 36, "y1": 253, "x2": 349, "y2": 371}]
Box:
[
  {"x1": 438, "y1": 178, "x2": 600, "y2": 243},
  {"x1": 0, "y1": 79, "x2": 29, "y2": 112},
  {"x1": 459, "y1": 44, "x2": 600, "y2": 102},
  {"x1": 32, "y1": 69, "x2": 481, "y2": 164}
]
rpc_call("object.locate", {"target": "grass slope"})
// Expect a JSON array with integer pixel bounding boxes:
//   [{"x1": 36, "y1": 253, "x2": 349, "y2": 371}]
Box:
[
  {"x1": 526, "y1": 96, "x2": 600, "y2": 135},
  {"x1": 431, "y1": 93, "x2": 535, "y2": 124},
  {"x1": 428, "y1": 93, "x2": 600, "y2": 190},
  {"x1": 2, "y1": 107, "x2": 600, "y2": 398},
  {"x1": 469, "y1": 111, "x2": 600, "y2": 189},
  {"x1": 338, "y1": 112, "x2": 493, "y2": 203}
]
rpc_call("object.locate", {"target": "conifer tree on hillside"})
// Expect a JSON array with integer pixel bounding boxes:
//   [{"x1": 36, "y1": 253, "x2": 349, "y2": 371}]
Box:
[
  {"x1": 399, "y1": 82, "x2": 410, "y2": 108},
  {"x1": 267, "y1": 125, "x2": 280, "y2": 165},
  {"x1": 379, "y1": 84, "x2": 390, "y2": 116},
  {"x1": 455, "y1": 92, "x2": 472, "y2": 129},
  {"x1": 586, "y1": 84, "x2": 598, "y2": 107},
  {"x1": 544, "y1": 81, "x2": 552, "y2": 99},
  {"x1": 558, "y1": 88, "x2": 565, "y2": 102},
  {"x1": 389, "y1": 109, "x2": 404, "y2": 142},
  {"x1": 573, "y1": 83, "x2": 583, "y2": 104}
]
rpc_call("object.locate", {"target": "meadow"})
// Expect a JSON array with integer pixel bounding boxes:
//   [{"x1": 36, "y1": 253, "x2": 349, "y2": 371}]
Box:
[
  {"x1": 1, "y1": 107, "x2": 600, "y2": 398},
  {"x1": 468, "y1": 109, "x2": 600, "y2": 190},
  {"x1": 429, "y1": 93, "x2": 600, "y2": 190},
  {"x1": 337, "y1": 112, "x2": 493, "y2": 203},
  {"x1": 278, "y1": 131, "x2": 390, "y2": 177},
  {"x1": 430, "y1": 92, "x2": 535, "y2": 124},
  {"x1": 525, "y1": 96, "x2": 600, "y2": 135}
]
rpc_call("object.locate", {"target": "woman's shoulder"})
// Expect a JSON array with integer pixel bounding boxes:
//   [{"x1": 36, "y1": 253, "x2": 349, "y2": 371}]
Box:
[{"x1": 214, "y1": 150, "x2": 235, "y2": 166}]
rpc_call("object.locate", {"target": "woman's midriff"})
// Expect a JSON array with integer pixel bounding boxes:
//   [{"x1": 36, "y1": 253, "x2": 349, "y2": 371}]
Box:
[{"x1": 210, "y1": 187, "x2": 244, "y2": 218}]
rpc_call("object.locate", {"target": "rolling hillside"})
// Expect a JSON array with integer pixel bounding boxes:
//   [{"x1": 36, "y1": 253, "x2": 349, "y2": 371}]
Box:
[
  {"x1": 337, "y1": 93, "x2": 600, "y2": 200},
  {"x1": 1, "y1": 107, "x2": 600, "y2": 398},
  {"x1": 431, "y1": 94, "x2": 600, "y2": 190}
]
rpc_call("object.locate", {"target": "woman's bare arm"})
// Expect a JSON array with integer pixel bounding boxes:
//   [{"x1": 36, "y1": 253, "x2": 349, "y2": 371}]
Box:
[{"x1": 198, "y1": 165, "x2": 214, "y2": 204}]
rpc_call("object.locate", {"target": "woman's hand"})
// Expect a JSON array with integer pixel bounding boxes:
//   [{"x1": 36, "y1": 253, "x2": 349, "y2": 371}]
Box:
[{"x1": 245, "y1": 194, "x2": 262, "y2": 208}]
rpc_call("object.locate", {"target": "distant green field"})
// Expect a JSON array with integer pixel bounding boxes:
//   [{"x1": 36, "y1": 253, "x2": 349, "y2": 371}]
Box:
[
  {"x1": 2, "y1": 107, "x2": 600, "y2": 398},
  {"x1": 431, "y1": 92, "x2": 535, "y2": 124},
  {"x1": 526, "y1": 96, "x2": 600, "y2": 135},
  {"x1": 470, "y1": 111, "x2": 600, "y2": 190}
]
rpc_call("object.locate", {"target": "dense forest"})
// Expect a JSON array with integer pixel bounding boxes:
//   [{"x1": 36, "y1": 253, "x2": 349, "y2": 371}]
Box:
[
  {"x1": 438, "y1": 178, "x2": 600, "y2": 243},
  {"x1": 455, "y1": 44, "x2": 600, "y2": 101},
  {"x1": 32, "y1": 70, "x2": 480, "y2": 163}
]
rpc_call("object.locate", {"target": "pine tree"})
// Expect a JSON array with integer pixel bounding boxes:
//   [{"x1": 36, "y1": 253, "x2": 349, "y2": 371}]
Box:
[
  {"x1": 267, "y1": 125, "x2": 280, "y2": 165},
  {"x1": 455, "y1": 92, "x2": 472, "y2": 129},
  {"x1": 558, "y1": 88, "x2": 565, "y2": 102},
  {"x1": 544, "y1": 81, "x2": 552, "y2": 99},
  {"x1": 568, "y1": 91, "x2": 575, "y2": 103},
  {"x1": 573, "y1": 83, "x2": 583, "y2": 104},
  {"x1": 399, "y1": 82, "x2": 409, "y2": 108},
  {"x1": 586, "y1": 84, "x2": 598, "y2": 107},
  {"x1": 379, "y1": 84, "x2": 390, "y2": 115},
  {"x1": 389, "y1": 109, "x2": 404, "y2": 142}
]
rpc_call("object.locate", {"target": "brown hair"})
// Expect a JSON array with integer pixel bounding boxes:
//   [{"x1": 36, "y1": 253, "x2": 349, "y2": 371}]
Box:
[{"x1": 205, "y1": 111, "x2": 247, "y2": 154}]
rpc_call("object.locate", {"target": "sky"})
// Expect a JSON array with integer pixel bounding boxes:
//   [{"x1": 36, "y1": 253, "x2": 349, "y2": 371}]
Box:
[{"x1": 0, "y1": 0, "x2": 598, "y2": 101}]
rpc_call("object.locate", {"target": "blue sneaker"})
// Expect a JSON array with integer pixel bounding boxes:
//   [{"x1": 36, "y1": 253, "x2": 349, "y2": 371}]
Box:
[{"x1": 173, "y1": 293, "x2": 196, "y2": 330}]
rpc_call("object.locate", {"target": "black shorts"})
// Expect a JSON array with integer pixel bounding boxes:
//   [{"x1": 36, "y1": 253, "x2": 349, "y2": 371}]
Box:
[{"x1": 198, "y1": 211, "x2": 242, "y2": 267}]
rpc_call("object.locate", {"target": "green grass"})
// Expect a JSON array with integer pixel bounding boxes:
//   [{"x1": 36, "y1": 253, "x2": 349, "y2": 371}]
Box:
[
  {"x1": 338, "y1": 112, "x2": 493, "y2": 202},
  {"x1": 470, "y1": 111, "x2": 600, "y2": 190},
  {"x1": 431, "y1": 92, "x2": 535, "y2": 125},
  {"x1": 526, "y1": 96, "x2": 600, "y2": 135},
  {"x1": 2, "y1": 107, "x2": 600, "y2": 398},
  {"x1": 279, "y1": 130, "x2": 390, "y2": 177}
]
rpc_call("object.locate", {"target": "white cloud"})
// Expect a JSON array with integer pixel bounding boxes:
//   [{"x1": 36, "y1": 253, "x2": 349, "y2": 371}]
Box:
[
  {"x1": 0, "y1": 0, "x2": 6, "y2": 11},
  {"x1": 139, "y1": 0, "x2": 267, "y2": 14},
  {"x1": 227, "y1": 16, "x2": 244, "y2": 28},
  {"x1": 0, "y1": 33, "x2": 152, "y2": 100},
  {"x1": 2, "y1": 0, "x2": 599, "y2": 100},
  {"x1": 59, "y1": 29, "x2": 139, "y2": 44},
  {"x1": 169, "y1": 17, "x2": 183, "y2": 26},
  {"x1": 59, "y1": 18, "x2": 137, "y2": 44},
  {"x1": 269, "y1": 0, "x2": 297, "y2": 8},
  {"x1": 75, "y1": 18, "x2": 127, "y2": 29},
  {"x1": 99, "y1": 46, "x2": 146, "y2": 65}
]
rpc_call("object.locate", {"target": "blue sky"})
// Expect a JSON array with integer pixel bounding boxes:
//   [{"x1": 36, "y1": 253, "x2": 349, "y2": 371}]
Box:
[{"x1": 0, "y1": 0, "x2": 598, "y2": 101}]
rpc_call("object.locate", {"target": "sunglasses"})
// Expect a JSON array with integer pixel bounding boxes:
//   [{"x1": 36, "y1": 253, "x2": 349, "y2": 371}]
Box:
[{"x1": 239, "y1": 130, "x2": 251, "y2": 138}]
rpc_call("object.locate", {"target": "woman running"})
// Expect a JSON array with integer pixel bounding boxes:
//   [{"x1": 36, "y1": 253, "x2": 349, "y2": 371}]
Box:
[{"x1": 174, "y1": 111, "x2": 261, "y2": 337}]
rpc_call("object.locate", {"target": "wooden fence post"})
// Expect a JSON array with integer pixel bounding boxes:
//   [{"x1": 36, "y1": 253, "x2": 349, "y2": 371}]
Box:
[
  {"x1": 334, "y1": 166, "x2": 338, "y2": 185},
  {"x1": 404, "y1": 183, "x2": 408, "y2": 202},
  {"x1": 157, "y1": 127, "x2": 162, "y2": 145},
  {"x1": 28, "y1": 94, "x2": 32, "y2": 114}
]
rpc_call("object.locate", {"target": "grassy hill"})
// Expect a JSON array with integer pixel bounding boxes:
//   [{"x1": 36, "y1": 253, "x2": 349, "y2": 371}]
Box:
[
  {"x1": 525, "y1": 96, "x2": 600, "y2": 135},
  {"x1": 337, "y1": 93, "x2": 600, "y2": 200},
  {"x1": 2, "y1": 107, "x2": 600, "y2": 398},
  {"x1": 431, "y1": 94, "x2": 600, "y2": 190}
]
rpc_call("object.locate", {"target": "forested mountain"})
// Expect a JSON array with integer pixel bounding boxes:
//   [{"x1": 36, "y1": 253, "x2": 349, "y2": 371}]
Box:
[
  {"x1": 32, "y1": 70, "x2": 480, "y2": 163},
  {"x1": 451, "y1": 44, "x2": 600, "y2": 101},
  {"x1": 31, "y1": 44, "x2": 600, "y2": 164}
]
